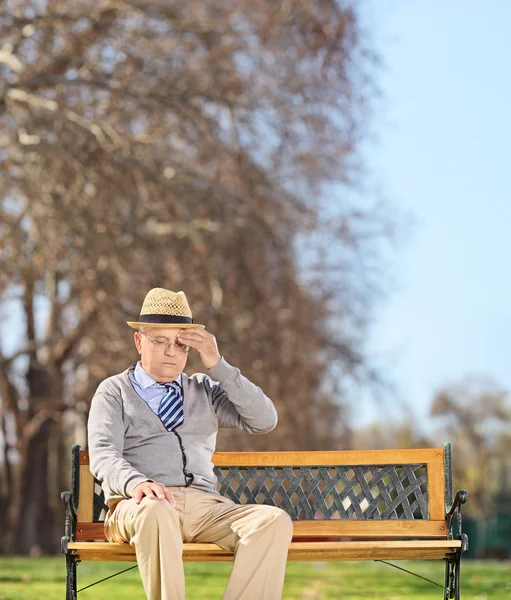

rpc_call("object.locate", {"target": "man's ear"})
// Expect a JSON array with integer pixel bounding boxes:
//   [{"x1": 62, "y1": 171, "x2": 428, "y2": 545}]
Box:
[{"x1": 134, "y1": 332, "x2": 141, "y2": 353}]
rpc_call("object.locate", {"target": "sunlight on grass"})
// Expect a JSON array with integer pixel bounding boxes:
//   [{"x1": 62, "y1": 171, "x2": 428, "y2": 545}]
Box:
[{"x1": 0, "y1": 557, "x2": 509, "y2": 599}]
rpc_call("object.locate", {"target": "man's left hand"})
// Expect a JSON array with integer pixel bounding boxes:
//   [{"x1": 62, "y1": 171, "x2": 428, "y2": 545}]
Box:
[{"x1": 177, "y1": 328, "x2": 222, "y2": 370}]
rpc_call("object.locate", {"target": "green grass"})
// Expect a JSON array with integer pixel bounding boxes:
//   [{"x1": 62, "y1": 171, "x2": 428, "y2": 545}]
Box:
[{"x1": 0, "y1": 557, "x2": 509, "y2": 599}]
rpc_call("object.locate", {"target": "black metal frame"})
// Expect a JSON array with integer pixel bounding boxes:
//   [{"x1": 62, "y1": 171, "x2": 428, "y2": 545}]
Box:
[
  {"x1": 444, "y1": 489, "x2": 469, "y2": 600},
  {"x1": 61, "y1": 445, "x2": 81, "y2": 600},
  {"x1": 443, "y1": 443, "x2": 469, "y2": 600}
]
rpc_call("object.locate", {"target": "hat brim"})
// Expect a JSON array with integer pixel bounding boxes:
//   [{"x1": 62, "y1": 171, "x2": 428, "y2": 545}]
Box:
[{"x1": 127, "y1": 322, "x2": 205, "y2": 329}]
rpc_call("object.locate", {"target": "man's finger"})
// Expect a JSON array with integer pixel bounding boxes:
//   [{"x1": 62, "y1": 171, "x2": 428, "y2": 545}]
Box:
[
  {"x1": 178, "y1": 334, "x2": 206, "y2": 345},
  {"x1": 181, "y1": 327, "x2": 207, "y2": 335},
  {"x1": 178, "y1": 330, "x2": 206, "y2": 340},
  {"x1": 177, "y1": 334, "x2": 199, "y2": 342},
  {"x1": 178, "y1": 338, "x2": 202, "y2": 349},
  {"x1": 165, "y1": 489, "x2": 177, "y2": 507},
  {"x1": 154, "y1": 485, "x2": 166, "y2": 500},
  {"x1": 176, "y1": 335, "x2": 199, "y2": 343}
]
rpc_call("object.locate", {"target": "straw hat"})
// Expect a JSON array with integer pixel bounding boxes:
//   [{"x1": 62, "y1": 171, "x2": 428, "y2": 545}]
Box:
[{"x1": 127, "y1": 288, "x2": 205, "y2": 329}]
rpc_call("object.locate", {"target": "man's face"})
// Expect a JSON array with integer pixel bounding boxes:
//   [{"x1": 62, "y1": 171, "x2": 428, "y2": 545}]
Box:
[{"x1": 134, "y1": 327, "x2": 188, "y2": 382}]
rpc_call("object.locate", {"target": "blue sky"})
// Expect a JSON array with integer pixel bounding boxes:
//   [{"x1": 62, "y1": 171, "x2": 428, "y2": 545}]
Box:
[{"x1": 359, "y1": 1, "x2": 511, "y2": 430}]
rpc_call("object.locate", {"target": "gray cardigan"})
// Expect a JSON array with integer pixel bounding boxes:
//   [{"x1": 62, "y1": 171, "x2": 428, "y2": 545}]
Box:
[{"x1": 87, "y1": 357, "x2": 277, "y2": 506}]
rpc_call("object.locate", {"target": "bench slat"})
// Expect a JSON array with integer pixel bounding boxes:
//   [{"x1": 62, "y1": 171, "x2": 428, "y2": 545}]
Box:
[
  {"x1": 79, "y1": 449, "x2": 444, "y2": 467},
  {"x1": 75, "y1": 519, "x2": 447, "y2": 541},
  {"x1": 68, "y1": 540, "x2": 462, "y2": 562}
]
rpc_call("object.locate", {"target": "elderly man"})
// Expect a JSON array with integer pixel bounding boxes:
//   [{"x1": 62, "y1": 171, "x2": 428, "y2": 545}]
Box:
[{"x1": 87, "y1": 288, "x2": 293, "y2": 600}]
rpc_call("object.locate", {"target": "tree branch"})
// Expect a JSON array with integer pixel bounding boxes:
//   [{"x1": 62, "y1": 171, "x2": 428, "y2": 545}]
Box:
[{"x1": 53, "y1": 298, "x2": 99, "y2": 368}]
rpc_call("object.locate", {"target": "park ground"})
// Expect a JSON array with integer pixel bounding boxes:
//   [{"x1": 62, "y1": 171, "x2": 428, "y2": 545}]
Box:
[{"x1": 0, "y1": 557, "x2": 510, "y2": 599}]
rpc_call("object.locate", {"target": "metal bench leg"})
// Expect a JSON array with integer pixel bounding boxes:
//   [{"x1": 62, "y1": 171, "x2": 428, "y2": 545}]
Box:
[
  {"x1": 66, "y1": 554, "x2": 78, "y2": 600},
  {"x1": 444, "y1": 553, "x2": 461, "y2": 600}
]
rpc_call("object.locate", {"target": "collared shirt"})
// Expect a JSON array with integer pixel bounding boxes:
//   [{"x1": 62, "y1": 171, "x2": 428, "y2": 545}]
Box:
[{"x1": 128, "y1": 361, "x2": 183, "y2": 415}]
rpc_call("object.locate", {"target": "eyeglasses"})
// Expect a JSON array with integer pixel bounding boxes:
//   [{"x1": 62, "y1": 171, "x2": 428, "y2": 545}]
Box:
[{"x1": 139, "y1": 332, "x2": 190, "y2": 354}]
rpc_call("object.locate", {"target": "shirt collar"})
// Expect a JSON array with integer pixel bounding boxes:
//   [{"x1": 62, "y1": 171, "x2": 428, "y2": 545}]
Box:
[{"x1": 134, "y1": 361, "x2": 183, "y2": 390}]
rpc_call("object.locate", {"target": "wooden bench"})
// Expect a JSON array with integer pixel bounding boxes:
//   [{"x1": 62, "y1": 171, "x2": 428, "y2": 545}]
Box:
[{"x1": 61, "y1": 443, "x2": 468, "y2": 599}]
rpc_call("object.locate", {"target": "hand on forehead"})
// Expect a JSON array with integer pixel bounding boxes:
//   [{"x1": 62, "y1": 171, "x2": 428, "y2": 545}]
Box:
[{"x1": 145, "y1": 327, "x2": 204, "y2": 340}]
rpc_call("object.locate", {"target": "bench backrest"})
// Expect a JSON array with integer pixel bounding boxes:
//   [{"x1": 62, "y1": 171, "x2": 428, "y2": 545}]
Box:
[{"x1": 72, "y1": 444, "x2": 453, "y2": 541}]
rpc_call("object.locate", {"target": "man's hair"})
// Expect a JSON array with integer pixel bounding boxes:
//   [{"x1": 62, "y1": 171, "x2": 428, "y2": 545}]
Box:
[{"x1": 138, "y1": 327, "x2": 146, "y2": 334}]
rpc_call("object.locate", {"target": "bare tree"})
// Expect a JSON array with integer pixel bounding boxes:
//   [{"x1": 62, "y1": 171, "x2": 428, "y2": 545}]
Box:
[
  {"x1": 0, "y1": 1, "x2": 392, "y2": 553},
  {"x1": 431, "y1": 376, "x2": 511, "y2": 516},
  {"x1": 351, "y1": 420, "x2": 431, "y2": 451}
]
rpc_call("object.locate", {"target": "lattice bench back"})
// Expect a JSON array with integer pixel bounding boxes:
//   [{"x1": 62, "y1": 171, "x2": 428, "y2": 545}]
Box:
[{"x1": 73, "y1": 445, "x2": 453, "y2": 541}]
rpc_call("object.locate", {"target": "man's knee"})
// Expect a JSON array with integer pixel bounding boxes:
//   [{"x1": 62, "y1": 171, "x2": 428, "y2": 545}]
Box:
[
  {"x1": 258, "y1": 506, "x2": 293, "y2": 540},
  {"x1": 134, "y1": 498, "x2": 178, "y2": 530},
  {"x1": 273, "y1": 508, "x2": 294, "y2": 540}
]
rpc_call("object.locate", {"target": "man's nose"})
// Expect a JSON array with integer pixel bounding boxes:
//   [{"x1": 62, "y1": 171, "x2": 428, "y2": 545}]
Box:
[{"x1": 164, "y1": 342, "x2": 178, "y2": 357}]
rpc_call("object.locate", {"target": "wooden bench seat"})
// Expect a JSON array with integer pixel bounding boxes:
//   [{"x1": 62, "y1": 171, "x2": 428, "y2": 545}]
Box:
[
  {"x1": 62, "y1": 444, "x2": 468, "y2": 599},
  {"x1": 69, "y1": 539, "x2": 462, "y2": 562}
]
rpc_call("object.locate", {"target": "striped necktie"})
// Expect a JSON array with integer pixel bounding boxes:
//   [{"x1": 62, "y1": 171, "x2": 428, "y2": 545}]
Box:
[{"x1": 158, "y1": 383, "x2": 184, "y2": 432}]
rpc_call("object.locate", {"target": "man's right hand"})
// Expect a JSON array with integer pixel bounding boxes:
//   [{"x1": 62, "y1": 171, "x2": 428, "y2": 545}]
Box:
[{"x1": 132, "y1": 481, "x2": 177, "y2": 507}]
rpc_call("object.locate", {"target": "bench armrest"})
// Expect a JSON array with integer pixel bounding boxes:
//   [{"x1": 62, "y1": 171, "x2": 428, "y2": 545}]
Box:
[
  {"x1": 61, "y1": 490, "x2": 77, "y2": 553},
  {"x1": 446, "y1": 489, "x2": 468, "y2": 552}
]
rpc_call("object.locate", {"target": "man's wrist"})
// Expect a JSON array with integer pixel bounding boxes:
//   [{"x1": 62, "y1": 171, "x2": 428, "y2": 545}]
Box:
[
  {"x1": 207, "y1": 356, "x2": 234, "y2": 381},
  {"x1": 204, "y1": 354, "x2": 222, "y2": 370}
]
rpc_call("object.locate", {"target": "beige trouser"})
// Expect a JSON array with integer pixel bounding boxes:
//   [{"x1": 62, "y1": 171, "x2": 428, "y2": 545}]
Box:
[{"x1": 104, "y1": 486, "x2": 294, "y2": 600}]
